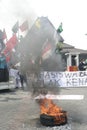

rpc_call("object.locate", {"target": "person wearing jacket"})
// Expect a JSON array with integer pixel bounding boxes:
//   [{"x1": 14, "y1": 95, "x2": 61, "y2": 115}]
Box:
[{"x1": 78, "y1": 59, "x2": 86, "y2": 71}]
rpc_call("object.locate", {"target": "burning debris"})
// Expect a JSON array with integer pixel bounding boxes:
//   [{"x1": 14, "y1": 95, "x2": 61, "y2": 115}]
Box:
[
  {"x1": 23, "y1": 97, "x2": 71, "y2": 130},
  {"x1": 39, "y1": 98, "x2": 67, "y2": 127}
]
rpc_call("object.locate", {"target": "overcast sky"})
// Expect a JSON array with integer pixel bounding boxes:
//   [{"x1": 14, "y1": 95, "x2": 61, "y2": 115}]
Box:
[{"x1": 0, "y1": 0, "x2": 87, "y2": 50}]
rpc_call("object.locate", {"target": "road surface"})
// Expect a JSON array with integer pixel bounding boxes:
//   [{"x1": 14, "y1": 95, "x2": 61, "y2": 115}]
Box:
[{"x1": 0, "y1": 87, "x2": 86, "y2": 130}]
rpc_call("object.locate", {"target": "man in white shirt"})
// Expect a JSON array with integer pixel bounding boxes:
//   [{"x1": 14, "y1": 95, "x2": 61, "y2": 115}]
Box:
[{"x1": 9, "y1": 66, "x2": 20, "y2": 88}]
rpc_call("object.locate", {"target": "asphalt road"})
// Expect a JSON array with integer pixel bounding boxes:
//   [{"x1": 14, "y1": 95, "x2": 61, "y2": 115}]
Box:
[
  {"x1": 55, "y1": 87, "x2": 87, "y2": 130},
  {"x1": 0, "y1": 87, "x2": 86, "y2": 130}
]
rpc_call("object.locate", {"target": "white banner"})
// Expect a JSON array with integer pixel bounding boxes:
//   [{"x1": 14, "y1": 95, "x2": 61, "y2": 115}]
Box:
[{"x1": 43, "y1": 71, "x2": 87, "y2": 87}]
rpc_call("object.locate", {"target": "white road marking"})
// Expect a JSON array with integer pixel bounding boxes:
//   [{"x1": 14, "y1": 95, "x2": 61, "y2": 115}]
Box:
[{"x1": 35, "y1": 94, "x2": 84, "y2": 100}]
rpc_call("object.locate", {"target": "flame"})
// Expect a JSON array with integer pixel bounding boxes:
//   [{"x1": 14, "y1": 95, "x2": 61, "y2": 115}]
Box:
[{"x1": 40, "y1": 98, "x2": 67, "y2": 124}]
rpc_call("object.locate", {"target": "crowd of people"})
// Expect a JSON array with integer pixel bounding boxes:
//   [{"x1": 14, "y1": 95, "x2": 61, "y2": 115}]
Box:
[{"x1": 1, "y1": 50, "x2": 87, "y2": 90}]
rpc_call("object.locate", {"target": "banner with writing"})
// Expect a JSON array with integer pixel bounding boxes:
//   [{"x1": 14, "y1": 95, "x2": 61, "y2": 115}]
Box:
[{"x1": 43, "y1": 71, "x2": 87, "y2": 87}]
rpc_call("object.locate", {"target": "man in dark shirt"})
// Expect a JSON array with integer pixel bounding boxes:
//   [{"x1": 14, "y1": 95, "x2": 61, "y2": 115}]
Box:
[{"x1": 78, "y1": 59, "x2": 86, "y2": 71}]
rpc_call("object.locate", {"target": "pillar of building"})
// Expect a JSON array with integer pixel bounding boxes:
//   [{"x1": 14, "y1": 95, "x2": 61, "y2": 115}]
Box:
[
  {"x1": 76, "y1": 54, "x2": 79, "y2": 66},
  {"x1": 67, "y1": 53, "x2": 71, "y2": 67}
]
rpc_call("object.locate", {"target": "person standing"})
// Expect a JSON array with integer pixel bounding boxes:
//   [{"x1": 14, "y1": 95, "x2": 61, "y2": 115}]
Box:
[
  {"x1": 9, "y1": 65, "x2": 20, "y2": 88},
  {"x1": 0, "y1": 52, "x2": 9, "y2": 82},
  {"x1": 18, "y1": 71, "x2": 27, "y2": 89},
  {"x1": 78, "y1": 59, "x2": 86, "y2": 71}
]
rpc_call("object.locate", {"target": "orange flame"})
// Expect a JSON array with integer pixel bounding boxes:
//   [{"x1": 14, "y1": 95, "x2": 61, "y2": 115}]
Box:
[
  {"x1": 40, "y1": 98, "x2": 67, "y2": 124},
  {"x1": 40, "y1": 98, "x2": 62, "y2": 115}
]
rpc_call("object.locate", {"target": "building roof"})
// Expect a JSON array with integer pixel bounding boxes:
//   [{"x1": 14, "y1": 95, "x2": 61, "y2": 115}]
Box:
[
  {"x1": 62, "y1": 43, "x2": 74, "y2": 49},
  {"x1": 61, "y1": 45, "x2": 87, "y2": 54}
]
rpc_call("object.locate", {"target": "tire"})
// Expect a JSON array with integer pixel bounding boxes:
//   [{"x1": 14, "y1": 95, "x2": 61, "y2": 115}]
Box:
[
  {"x1": 40, "y1": 113, "x2": 67, "y2": 127},
  {"x1": 40, "y1": 114, "x2": 54, "y2": 126}
]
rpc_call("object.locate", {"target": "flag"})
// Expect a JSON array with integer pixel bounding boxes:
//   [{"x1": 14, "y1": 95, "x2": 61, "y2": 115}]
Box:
[
  {"x1": 6, "y1": 53, "x2": 11, "y2": 62},
  {"x1": 42, "y1": 40, "x2": 52, "y2": 60},
  {"x1": 19, "y1": 20, "x2": 28, "y2": 32},
  {"x1": 3, "y1": 34, "x2": 18, "y2": 54},
  {"x1": 12, "y1": 21, "x2": 19, "y2": 33},
  {"x1": 0, "y1": 30, "x2": 4, "y2": 50},
  {"x1": 3, "y1": 28, "x2": 7, "y2": 40},
  {"x1": 0, "y1": 30, "x2": 3, "y2": 40},
  {"x1": 57, "y1": 22, "x2": 63, "y2": 33},
  {"x1": 35, "y1": 18, "x2": 41, "y2": 28}
]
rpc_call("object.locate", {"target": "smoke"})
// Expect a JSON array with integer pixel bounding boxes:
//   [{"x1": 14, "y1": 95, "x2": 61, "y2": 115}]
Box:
[
  {"x1": 16, "y1": 16, "x2": 65, "y2": 73},
  {"x1": 16, "y1": 17, "x2": 65, "y2": 96},
  {"x1": 9, "y1": 0, "x2": 37, "y2": 24},
  {"x1": 0, "y1": 0, "x2": 38, "y2": 36},
  {"x1": 1, "y1": 1, "x2": 65, "y2": 95}
]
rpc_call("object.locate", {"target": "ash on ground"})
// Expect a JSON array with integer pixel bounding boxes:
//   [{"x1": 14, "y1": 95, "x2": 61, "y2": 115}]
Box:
[{"x1": 23, "y1": 117, "x2": 72, "y2": 130}]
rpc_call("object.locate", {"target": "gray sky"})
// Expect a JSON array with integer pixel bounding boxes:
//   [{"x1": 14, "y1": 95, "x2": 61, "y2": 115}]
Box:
[{"x1": 0, "y1": 0, "x2": 87, "y2": 50}]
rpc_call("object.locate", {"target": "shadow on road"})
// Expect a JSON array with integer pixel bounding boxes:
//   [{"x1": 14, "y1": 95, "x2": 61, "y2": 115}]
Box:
[{"x1": 0, "y1": 89, "x2": 16, "y2": 94}]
